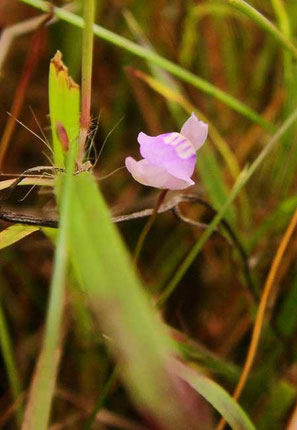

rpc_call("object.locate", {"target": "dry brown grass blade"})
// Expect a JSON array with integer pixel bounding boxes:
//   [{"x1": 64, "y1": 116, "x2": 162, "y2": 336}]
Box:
[
  {"x1": 0, "y1": 14, "x2": 49, "y2": 75},
  {"x1": 0, "y1": 13, "x2": 51, "y2": 167},
  {"x1": 217, "y1": 203, "x2": 297, "y2": 430}
]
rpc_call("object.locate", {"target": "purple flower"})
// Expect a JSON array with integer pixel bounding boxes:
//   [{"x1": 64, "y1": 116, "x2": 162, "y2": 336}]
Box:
[{"x1": 125, "y1": 113, "x2": 208, "y2": 190}]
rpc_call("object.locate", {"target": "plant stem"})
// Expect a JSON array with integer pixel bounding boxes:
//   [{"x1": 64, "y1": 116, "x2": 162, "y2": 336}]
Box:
[
  {"x1": 78, "y1": 0, "x2": 95, "y2": 163},
  {"x1": 134, "y1": 190, "x2": 168, "y2": 265}
]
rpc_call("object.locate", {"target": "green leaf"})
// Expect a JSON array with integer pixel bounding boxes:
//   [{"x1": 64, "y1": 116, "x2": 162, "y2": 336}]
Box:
[
  {"x1": 175, "y1": 362, "x2": 256, "y2": 430},
  {"x1": 0, "y1": 225, "x2": 39, "y2": 250},
  {"x1": 49, "y1": 50, "x2": 80, "y2": 167},
  {"x1": 68, "y1": 171, "x2": 207, "y2": 429}
]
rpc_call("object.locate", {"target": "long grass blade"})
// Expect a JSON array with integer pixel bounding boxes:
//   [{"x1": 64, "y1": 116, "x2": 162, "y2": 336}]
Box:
[
  {"x1": 228, "y1": 0, "x2": 297, "y2": 60},
  {"x1": 175, "y1": 361, "x2": 256, "y2": 430},
  {"x1": 21, "y1": 139, "x2": 77, "y2": 430}
]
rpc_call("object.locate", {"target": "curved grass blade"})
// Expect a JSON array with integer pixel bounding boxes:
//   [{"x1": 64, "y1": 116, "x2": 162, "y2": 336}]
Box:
[
  {"x1": 228, "y1": 0, "x2": 297, "y2": 60},
  {"x1": 175, "y1": 361, "x2": 256, "y2": 430}
]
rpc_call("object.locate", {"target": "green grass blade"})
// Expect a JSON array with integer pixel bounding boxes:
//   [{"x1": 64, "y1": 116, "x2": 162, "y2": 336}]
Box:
[
  {"x1": 228, "y1": 0, "x2": 297, "y2": 60},
  {"x1": 0, "y1": 277, "x2": 22, "y2": 424},
  {"x1": 19, "y1": 0, "x2": 272, "y2": 130},
  {"x1": 180, "y1": 3, "x2": 247, "y2": 68},
  {"x1": 276, "y1": 270, "x2": 297, "y2": 338},
  {"x1": 0, "y1": 225, "x2": 39, "y2": 250},
  {"x1": 127, "y1": 69, "x2": 252, "y2": 223},
  {"x1": 175, "y1": 362, "x2": 256, "y2": 430},
  {"x1": 158, "y1": 106, "x2": 297, "y2": 306},
  {"x1": 22, "y1": 53, "x2": 79, "y2": 428},
  {"x1": 22, "y1": 140, "x2": 77, "y2": 430}
]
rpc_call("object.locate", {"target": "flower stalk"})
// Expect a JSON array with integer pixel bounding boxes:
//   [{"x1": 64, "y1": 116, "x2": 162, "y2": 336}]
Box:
[{"x1": 134, "y1": 189, "x2": 168, "y2": 265}]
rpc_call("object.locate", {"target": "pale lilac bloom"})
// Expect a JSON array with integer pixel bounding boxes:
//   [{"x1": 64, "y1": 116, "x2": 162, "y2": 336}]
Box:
[{"x1": 125, "y1": 113, "x2": 208, "y2": 190}]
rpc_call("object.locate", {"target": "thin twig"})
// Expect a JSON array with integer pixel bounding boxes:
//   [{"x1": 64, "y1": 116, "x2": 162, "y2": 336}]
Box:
[{"x1": 133, "y1": 189, "x2": 168, "y2": 265}]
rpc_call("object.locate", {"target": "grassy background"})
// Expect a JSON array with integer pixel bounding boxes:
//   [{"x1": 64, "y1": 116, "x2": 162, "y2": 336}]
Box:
[{"x1": 0, "y1": 0, "x2": 297, "y2": 428}]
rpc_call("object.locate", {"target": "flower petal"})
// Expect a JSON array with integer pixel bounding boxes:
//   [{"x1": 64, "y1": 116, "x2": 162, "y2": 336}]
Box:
[
  {"x1": 125, "y1": 157, "x2": 194, "y2": 190},
  {"x1": 180, "y1": 113, "x2": 208, "y2": 151},
  {"x1": 138, "y1": 132, "x2": 196, "y2": 181}
]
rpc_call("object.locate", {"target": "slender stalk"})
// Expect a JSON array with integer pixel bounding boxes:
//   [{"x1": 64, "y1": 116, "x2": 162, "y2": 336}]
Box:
[
  {"x1": 18, "y1": 0, "x2": 272, "y2": 131},
  {"x1": 134, "y1": 190, "x2": 168, "y2": 265},
  {"x1": 78, "y1": 0, "x2": 95, "y2": 163}
]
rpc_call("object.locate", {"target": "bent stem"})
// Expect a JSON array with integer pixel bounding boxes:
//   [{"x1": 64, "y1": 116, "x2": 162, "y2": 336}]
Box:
[{"x1": 134, "y1": 189, "x2": 168, "y2": 265}]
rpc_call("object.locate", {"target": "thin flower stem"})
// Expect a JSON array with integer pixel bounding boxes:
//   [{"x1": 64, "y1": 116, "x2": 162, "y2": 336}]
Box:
[
  {"x1": 78, "y1": 0, "x2": 95, "y2": 164},
  {"x1": 134, "y1": 189, "x2": 168, "y2": 265},
  {"x1": 216, "y1": 204, "x2": 297, "y2": 430}
]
